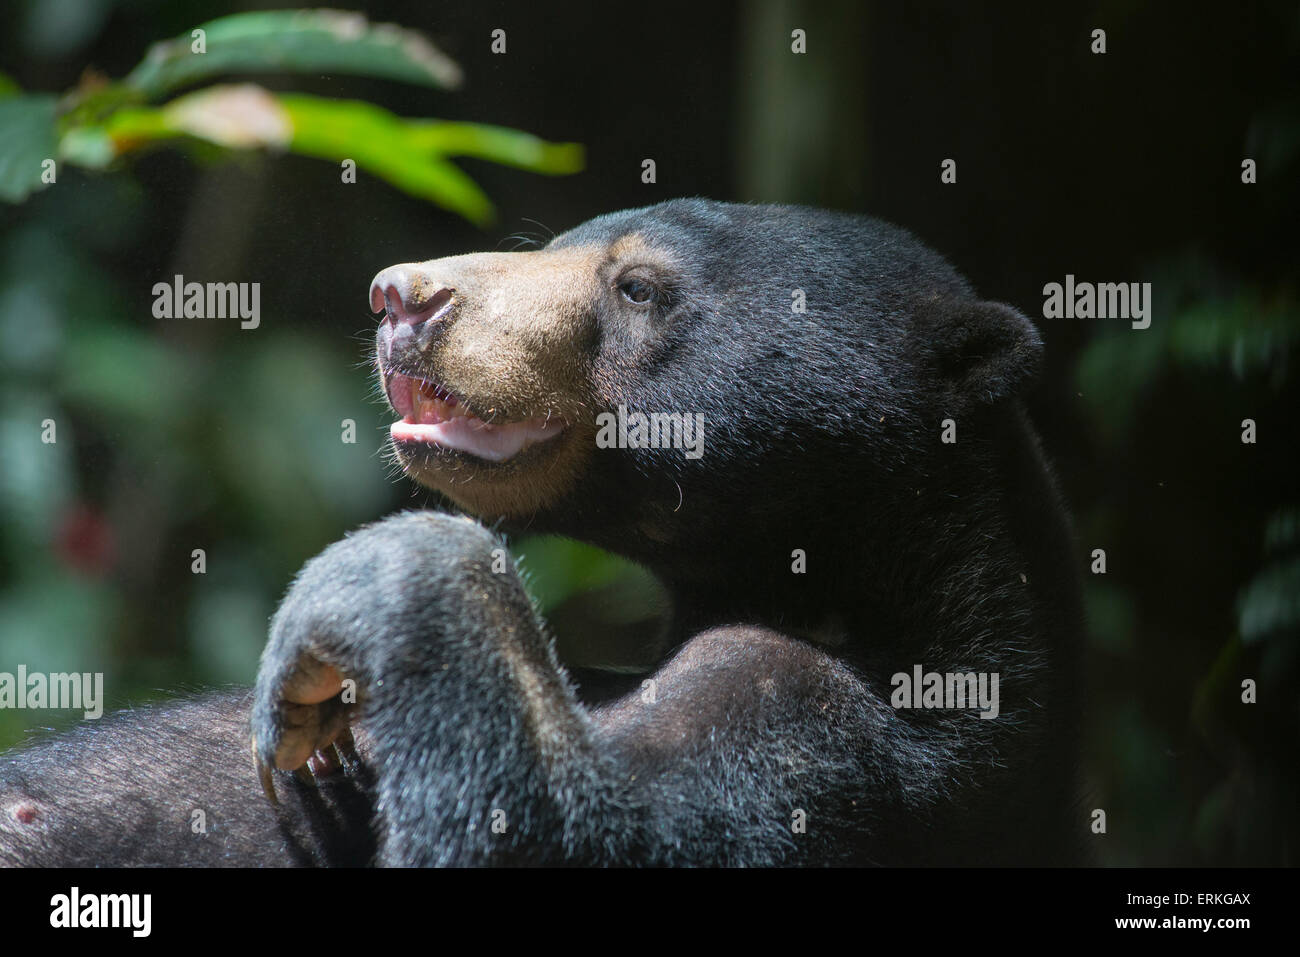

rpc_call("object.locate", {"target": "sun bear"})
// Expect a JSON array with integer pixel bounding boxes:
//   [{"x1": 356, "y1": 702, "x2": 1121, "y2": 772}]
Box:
[{"x1": 0, "y1": 199, "x2": 1082, "y2": 866}]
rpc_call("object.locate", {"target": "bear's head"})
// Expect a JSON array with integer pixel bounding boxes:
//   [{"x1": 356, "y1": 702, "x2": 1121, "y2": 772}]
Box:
[{"x1": 370, "y1": 199, "x2": 1042, "y2": 580}]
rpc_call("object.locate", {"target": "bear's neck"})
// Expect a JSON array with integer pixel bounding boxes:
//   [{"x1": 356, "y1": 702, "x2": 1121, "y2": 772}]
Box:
[
  {"x1": 647, "y1": 409, "x2": 1081, "y2": 670},
  {"x1": 503, "y1": 407, "x2": 1080, "y2": 673}
]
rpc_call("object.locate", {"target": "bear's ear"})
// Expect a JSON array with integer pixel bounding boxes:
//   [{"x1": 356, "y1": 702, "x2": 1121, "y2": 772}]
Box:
[{"x1": 927, "y1": 300, "x2": 1044, "y2": 405}]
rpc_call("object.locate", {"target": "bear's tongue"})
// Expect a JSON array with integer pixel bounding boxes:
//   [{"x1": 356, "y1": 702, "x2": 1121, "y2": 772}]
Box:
[{"x1": 387, "y1": 374, "x2": 563, "y2": 463}]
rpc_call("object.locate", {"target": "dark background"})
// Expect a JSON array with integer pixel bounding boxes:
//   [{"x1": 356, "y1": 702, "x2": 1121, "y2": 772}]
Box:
[{"x1": 0, "y1": 0, "x2": 1296, "y2": 865}]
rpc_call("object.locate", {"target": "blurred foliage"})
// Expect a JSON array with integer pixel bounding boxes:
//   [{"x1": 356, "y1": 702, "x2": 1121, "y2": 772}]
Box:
[
  {"x1": 121, "y1": 9, "x2": 463, "y2": 96},
  {"x1": 1076, "y1": 252, "x2": 1299, "y2": 864},
  {"x1": 0, "y1": 7, "x2": 601, "y2": 750},
  {"x1": 1237, "y1": 508, "x2": 1300, "y2": 646},
  {"x1": 0, "y1": 191, "x2": 396, "y2": 738},
  {"x1": 515, "y1": 537, "x2": 669, "y2": 674},
  {"x1": 0, "y1": 9, "x2": 582, "y2": 221},
  {"x1": 1077, "y1": 280, "x2": 1297, "y2": 443}
]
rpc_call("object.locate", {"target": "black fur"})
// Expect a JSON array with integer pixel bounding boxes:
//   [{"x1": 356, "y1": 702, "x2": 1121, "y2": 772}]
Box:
[{"x1": 0, "y1": 200, "x2": 1083, "y2": 866}]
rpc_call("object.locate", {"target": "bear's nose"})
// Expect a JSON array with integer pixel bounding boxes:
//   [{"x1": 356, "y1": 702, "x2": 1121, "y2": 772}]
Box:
[
  {"x1": 369, "y1": 266, "x2": 455, "y2": 327},
  {"x1": 370, "y1": 265, "x2": 457, "y2": 366}
]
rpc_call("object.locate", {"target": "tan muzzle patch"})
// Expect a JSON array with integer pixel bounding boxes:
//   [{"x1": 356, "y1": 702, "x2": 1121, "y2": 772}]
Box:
[{"x1": 371, "y1": 245, "x2": 605, "y2": 519}]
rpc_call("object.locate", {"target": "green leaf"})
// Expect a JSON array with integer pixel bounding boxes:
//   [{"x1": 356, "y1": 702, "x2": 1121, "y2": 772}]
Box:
[
  {"x1": 281, "y1": 94, "x2": 582, "y2": 224},
  {"x1": 51, "y1": 87, "x2": 583, "y2": 225},
  {"x1": 123, "y1": 10, "x2": 462, "y2": 100},
  {"x1": 513, "y1": 537, "x2": 653, "y2": 615},
  {"x1": 0, "y1": 94, "x2": 59, "y2": 202},
  {"x1": 281, "y1": 93, "x2": 491, "y2": 223},
  {"x1": 405, "y1": 120, "x2": 585, "y2": 174},
  {"x1": 58, "y1": 126, "x2": 118, "y2": 169}
]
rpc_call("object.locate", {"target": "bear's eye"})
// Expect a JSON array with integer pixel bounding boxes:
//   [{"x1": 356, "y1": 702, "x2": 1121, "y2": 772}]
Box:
[{"x1": 618, "y1": 277, "x2": 658, "y2": 305}]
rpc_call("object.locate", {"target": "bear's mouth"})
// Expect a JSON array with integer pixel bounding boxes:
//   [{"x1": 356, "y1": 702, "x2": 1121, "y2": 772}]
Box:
[{"x1": 382, "y1": 370, "x2": 566, "y2": 464}]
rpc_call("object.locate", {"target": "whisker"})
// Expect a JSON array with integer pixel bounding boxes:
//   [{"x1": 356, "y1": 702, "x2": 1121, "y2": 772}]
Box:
[{"x1": 520, "y1": 217, "x2": 556, "y2": 241}]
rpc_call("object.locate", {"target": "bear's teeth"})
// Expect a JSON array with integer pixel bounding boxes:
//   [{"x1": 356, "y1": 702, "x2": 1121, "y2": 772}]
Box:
[
  {"x1": 416, "y1": 379, "x2": 459, "y2": 407},
  {"x1": 409, "y1": 379, "x2": 468, "y2": 424}
]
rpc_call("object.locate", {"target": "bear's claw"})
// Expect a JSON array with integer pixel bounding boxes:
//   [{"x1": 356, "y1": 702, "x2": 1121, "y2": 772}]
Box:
[{"x1": 251, "y1": 653, "x2": 361, "y2": 805}]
